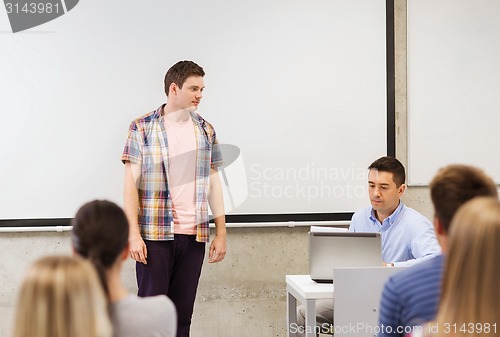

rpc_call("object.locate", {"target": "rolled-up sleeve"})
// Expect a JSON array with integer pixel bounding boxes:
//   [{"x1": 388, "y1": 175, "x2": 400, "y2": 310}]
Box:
[
  {"x1": 210, "y1": 132, "x2": 224, "y2": 169},
  {"x1": 121, "y1": 121, "x2": 143, "y2": 164}
]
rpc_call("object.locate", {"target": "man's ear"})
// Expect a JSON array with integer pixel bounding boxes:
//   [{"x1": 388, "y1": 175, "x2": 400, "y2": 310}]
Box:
[
  {"x1": 434, "y1": 217, "x2": 446, "y2": 236},
  {"x1": 398, "y1": 183, "x2": 407, "y2": 196},
  {"x1": 434, "y1": 216, "x2": 448, "y2": 252},
  {"x1": 169, "y1": 82, "x2": 178, "y2": 96}
]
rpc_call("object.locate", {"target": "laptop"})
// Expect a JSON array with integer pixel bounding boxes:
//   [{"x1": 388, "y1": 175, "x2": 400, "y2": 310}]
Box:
[{"x1": 308, "y1": 231, "x2": 382, "y2": 282}]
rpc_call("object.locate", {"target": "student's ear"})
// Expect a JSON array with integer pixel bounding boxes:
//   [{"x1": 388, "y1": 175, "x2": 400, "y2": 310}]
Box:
[
  {"x1": 169, "y1": 82, "x2": 178, "y2": 96},
  {"x1": 434, "y1": 217, "x2": 446, "y2": 236},
  {"x1": 121, "y1": 243, "x2": 130, "y2": 261},
  {"x1": 434, "y1": 216, "x2": 448, "y2": 251}
]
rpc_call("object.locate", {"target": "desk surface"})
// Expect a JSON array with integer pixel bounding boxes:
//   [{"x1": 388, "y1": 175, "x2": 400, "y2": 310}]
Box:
[{"x1": 286, "y1": 275, "x2": 334, "y2": 300}]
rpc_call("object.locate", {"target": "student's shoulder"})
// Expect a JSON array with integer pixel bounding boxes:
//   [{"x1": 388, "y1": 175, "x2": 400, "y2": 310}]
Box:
[
  {"x1": 117, "y1": 295, "x2": 175, "y2": 316},
  {"x1": 389, "y1": 254, "x2": 443, "y2": 288},
  {"x1": 129, "y1": 107, "x2": 161, "y2": 128},
  {"x1": 112, "y1": 295, "x2": 176, "y2": 336},
  {"x1": 136, "y1": 294, "x2": 175, "y2": 312}
]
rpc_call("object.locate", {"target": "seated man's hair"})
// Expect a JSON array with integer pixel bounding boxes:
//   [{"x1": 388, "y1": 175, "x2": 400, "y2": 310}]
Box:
[{"x1": 368, "y1": 156, "x2": 405, "y2": 187}]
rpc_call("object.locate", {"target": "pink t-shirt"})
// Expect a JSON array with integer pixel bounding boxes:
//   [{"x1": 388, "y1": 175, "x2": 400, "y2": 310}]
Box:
[{"x1": 164, "y1": 116, "x2": 197, "y2": 235}]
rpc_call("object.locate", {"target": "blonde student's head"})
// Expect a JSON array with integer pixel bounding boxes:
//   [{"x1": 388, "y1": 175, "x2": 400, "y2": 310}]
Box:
[{"x1": 12, "y1": 255, "x2": 112, "y2": 337}]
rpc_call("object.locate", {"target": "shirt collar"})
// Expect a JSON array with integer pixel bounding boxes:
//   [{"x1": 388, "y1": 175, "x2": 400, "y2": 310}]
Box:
[
  {"x1": 153, "y1": 104, "x2": 164, "y2": 118},
  {"x1": 369, "y1": 201, "x2": 405, "y2": 225},
  {"x1": 154, "y1": 104, "x2": 203, "y2": 126}
]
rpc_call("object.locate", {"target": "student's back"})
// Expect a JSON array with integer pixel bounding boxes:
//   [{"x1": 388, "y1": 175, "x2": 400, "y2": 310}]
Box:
[{"x1": 111, "y1": 295, "x2": 176, "y2": 337}]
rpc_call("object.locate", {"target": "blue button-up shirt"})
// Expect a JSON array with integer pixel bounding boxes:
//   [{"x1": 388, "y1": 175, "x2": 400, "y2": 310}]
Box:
[{"x1": 349, "y1": 202, "x2": 441, "y2": 267}]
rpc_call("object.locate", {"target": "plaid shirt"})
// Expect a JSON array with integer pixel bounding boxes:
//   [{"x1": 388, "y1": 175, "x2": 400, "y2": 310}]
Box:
[{"x1": 121, "y1": 105, "x2": 223, "y2": 243}]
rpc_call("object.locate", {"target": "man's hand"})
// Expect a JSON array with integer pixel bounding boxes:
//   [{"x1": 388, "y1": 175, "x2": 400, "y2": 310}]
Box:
[
  {"x1": 129, "y1": 234, "x2": 148, "y2": 264},
  {"x1": 208, "y1": 234, "x2": 226, "y2": 263},
  {"x1": 208, "y1": 166, "x2": 226, "y2": 263},
  {"x1": 124, "y1": 161, "x2": 147, "y2": 264}
]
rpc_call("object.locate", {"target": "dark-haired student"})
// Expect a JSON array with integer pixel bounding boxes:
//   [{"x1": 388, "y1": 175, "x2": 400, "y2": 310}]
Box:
[{"x1": 72, "y1": 200, "x2": 177, "y2": 337}]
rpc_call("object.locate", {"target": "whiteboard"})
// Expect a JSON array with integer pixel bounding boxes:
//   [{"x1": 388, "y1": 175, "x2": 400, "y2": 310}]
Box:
[
  {"x1": 0, "y1": 0, "x2": 389, "y2": 221},
  {"x1": 408, "y1": 0, "x2": 500, "y2": 185}
]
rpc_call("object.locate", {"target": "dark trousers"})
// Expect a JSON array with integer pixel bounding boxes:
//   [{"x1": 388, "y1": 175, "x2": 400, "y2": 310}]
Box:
[{"x1": 136, "y1": 235, "x2": 205, "y2": 337}]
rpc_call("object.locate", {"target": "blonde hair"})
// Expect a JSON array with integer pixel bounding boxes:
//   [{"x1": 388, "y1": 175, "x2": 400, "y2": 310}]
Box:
[
  {"x1": 431, "y1": 197, "x2": 500, "y2": 337},
  {"x1": 12, "y1": 255, "x2": 112, "y2": 337}
]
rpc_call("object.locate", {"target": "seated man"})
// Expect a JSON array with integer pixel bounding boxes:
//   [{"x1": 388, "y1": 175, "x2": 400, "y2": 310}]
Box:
[
  {"x1": 378, "y1": 164, "x2": 498, "y2": 337},
  {"x1": 296, "y1": 156, "x2": 441, "y2": 336},
  {"x1": 349, "y1": 156, "x2": 440, "y2": 266}
]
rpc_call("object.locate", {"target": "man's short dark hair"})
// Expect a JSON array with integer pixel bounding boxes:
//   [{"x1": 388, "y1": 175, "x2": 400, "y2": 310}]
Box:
[
  {"x1": 164, "y1": 60, "x2": 205, "y2": 97},
  {"x1": 430, "y1": 164, "x2": 498, "y2": 233},
  {"x1": 368, "y1": 156, "x2": 406, "y2": 187}
]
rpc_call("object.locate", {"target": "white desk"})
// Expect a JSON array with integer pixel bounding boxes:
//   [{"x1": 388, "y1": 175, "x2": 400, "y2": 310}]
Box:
[{"x1": 286, "y1": 275, "x2": 334, "y2": 337}]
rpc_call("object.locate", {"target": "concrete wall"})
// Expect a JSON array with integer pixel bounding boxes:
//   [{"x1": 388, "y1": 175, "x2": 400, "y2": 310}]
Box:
[
  {"x1": 393, "y1": 0, "x2": 434, "y2": 221},
  {"x1": 0, "y1": 1, "x2": 436, "y2": 336}
]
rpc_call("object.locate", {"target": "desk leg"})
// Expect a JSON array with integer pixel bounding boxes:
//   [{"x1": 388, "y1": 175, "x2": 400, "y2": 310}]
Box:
[
  {"x1": 305, "y1": 299, "x2": 316, "y2": 337},
  {"x1": 287, "y1": 291, "x2": 297, "y2": 337}
]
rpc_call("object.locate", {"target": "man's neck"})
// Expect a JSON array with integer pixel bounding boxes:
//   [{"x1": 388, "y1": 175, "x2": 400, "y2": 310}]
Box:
[
  {"x1": 106, "y1": 266, "x2": 129, "y2": 303},
  {"x1": 375, "y1": 212, "x2": 389, "y2": 224},
  {"x1": 163, "y1": 104, "x2": 191, "y2": 122},
  {"x1": 438, "y1": 235, "x2": 448, "y2": 253},
  {"x1": 375, "y1": 203, "x2": 400, "y2": 224}
]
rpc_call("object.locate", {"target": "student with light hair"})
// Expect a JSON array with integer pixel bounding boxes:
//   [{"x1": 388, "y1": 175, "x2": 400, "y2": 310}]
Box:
[
  {"x1": 411, "y1": 197, "x2": 500, "y2": 337},
  {"x1": 72, "y1": 199, "x2": 177, "y2": 337},
  {"x1": 12, "y1": 255, "x2": 112, "y2": 337}
]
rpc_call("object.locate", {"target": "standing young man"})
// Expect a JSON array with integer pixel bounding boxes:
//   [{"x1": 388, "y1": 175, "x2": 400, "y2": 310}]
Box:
[{"x1": 121, "y1": 60, "x2": 226, "y2": 337}]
